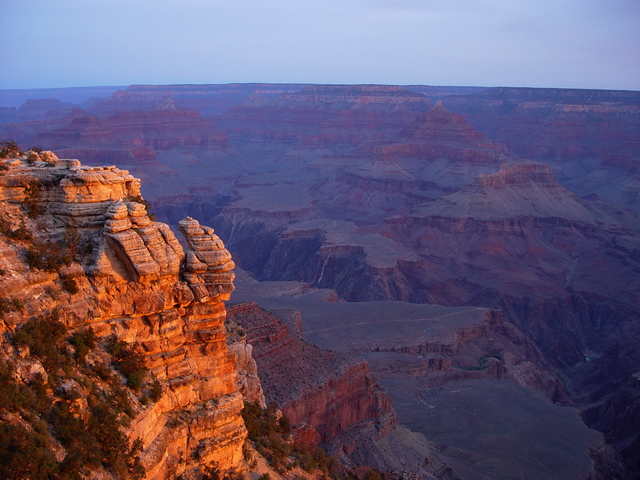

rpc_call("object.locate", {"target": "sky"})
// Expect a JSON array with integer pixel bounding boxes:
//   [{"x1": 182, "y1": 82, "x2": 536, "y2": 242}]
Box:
[{"x1": 1, "y1": 0, "x2": 639, "y2": 91}]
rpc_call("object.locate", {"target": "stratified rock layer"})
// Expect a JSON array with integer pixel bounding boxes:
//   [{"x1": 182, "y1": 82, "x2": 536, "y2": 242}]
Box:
[
  {"x1": 0, "y1": 157, "x2": 246, "y2": 479},
  {"x1": 227, "y1": 302, "x2": 396, "y2": 446}
]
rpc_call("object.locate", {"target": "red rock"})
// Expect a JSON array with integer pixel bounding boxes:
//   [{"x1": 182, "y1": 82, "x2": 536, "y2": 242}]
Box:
[{"x1": 227, "y1": 302, "x2": 396, "y2": 445}]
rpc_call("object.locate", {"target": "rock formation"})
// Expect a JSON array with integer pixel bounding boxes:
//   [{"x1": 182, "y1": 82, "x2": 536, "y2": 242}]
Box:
[
  {"x1": 0, "y1": 154, "x2": 247, "y2": 479},
  {"x1": 227, "y1": 302, "x2": 395, "y2": 448}
]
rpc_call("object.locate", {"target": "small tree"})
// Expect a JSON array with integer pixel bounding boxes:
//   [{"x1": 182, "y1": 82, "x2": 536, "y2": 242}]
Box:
[
  {"x1": 24, "y1": 180, "x2": 42, "y2": 217},
  {"x1": 0, "y1": 141, "x2": 22, "y2": 159}
]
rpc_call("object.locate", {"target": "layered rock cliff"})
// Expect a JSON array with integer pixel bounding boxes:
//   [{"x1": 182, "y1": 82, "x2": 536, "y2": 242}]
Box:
[
  {"x1": 227, "y1": 302, "x2": 395, "y2": 447},
  {"x1": 0, "y1": 153, "x2": 246, "y2": 479}
]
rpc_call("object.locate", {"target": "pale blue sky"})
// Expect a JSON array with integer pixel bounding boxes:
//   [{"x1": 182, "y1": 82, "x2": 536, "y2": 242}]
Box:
[{"x1": 1, "y1": 0, "x2": 639, "y2": 90}]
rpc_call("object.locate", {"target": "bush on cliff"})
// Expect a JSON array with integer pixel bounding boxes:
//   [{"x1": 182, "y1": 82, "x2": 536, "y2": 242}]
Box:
[
  {"x1": 26, "y1": 240, "x2": 72, "y2": 272},
  {"x1": 13, "y1": 314, "x2": 69, "y2": 375},
  {"x1": 108, "y1": 337, "x2": 147, "y2": 391},
  {"x1": 69, "y1": 328, "x2": 97, "y2": 364},
  {"x1": 24, "y1": 180, "x2": 42, "y2": 217},
  {"x1": 0, "y1": 422, "x2": 58, "y2": 480},
  {"x1": 2, "y1": 315, "x2": 146, "y2": 479},
  {"x1": 0, "y1": 297, "x2": 24, "y2": 319},
  {"x1": 241, "y1": 401, "x2": 335, "y2": 475},
  {"x1": 0, "y1": 217, "x2": 31, "y2": 241},
  {"x1": 0, "y1": 140, "x2": 22, "y2": 158}
]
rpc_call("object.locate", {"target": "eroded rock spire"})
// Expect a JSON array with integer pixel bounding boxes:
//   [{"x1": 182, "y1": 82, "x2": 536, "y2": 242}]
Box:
[{"x1": 179, "y1": 216, "x2": 235, "y2": 303}]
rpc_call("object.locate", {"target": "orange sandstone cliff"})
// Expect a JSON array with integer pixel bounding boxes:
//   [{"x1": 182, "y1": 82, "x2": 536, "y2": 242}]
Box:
[{"x1": 0, "y1": 152, "x2": 247, "y2": 479}]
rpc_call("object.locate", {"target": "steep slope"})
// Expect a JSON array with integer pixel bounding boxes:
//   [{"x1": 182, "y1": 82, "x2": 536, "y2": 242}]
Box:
[
  {"x1": 227, "y1": 302, "x2": 395, "y2": 446},
  {"x1": 0, "y1": 153, "x2": 245, "y2": 479}
]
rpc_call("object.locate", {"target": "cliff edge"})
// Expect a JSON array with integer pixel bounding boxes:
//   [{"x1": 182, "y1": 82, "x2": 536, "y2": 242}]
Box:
[{"x1": 0, "y1": 152, "x2": 246, "y2": 479}]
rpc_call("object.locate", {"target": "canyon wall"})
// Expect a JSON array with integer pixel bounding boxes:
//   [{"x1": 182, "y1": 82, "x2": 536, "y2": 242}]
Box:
[
  {"x1": 227, "y1": 301, "x2": 396, "y2": 447},
  {"x1": 0, "y1": 154, "x2": 246, "y2": 479}
]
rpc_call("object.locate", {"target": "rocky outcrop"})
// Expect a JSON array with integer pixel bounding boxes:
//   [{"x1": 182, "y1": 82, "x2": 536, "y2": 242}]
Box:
[
  {"x1": 178, "y1": 217, "x2": 235, "y2": 303},
  {"x1": 225, "y1": 305, "x2": 267, "y2": 409},
  {"x1": 0, "y1": 156, "x2": 246, "y2": 479},
  {"x1": 227, "y1": 302, "x2": 396, "y2": 446}
]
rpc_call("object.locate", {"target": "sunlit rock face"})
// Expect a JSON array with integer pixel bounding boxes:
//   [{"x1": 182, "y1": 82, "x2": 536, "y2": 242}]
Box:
[{"x1": 0, "y1": 155, "x2": 247, "y2": 479}]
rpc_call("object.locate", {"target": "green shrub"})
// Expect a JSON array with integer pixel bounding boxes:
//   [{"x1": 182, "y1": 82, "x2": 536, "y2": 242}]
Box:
[
  {"x1": 0, "y1": 361, "x2": 36, "y2": 413},
  {"x1": 24, "y1": 180, "x2": 42, "y2": 217},
  {"x1": 0, "y1": 297, "x2": 23, "y2": 318},
  {"x1": 92, "y1": 362, "x2": 113, "y2": 381},
  {"x1": 458, "y1": 354, "x2": 503, "y2": 371},
  {"x1": 11, "y1": 298, "x2": 24, "y2": 312},
  {"x1": 63, "y1": 228, "x2": 81, "y2": 260},
  {"x1": 26, "y1": 241, "x2": 71, "y2": 272},
  {"x1": 0, "y1": 422, "x2": 59, "y2": 480},
  {"x1": 364, "y1": 469, "x2": 383, "y2": 480},
  {"x1": 108, "y1": 338, "x2": 147, "y2": 392},
  {"x1": 202, "y1": 463, "x2": 221, "y2": 480},
  {"x1": 13, "y1": 315, "x2": 69, "y2": 375},
  {"x1": 7, "y1": 222, "x2": 31, "y2": 241},
  {"x1": 240, "y1": 402, "x2": 331, "y2": 473},
  {"x1": 278, "y1": 415, "x2": 290, "y2": 435},
  {"x1": 26, "y1": 152, "x2": 39, "y2": 164},
  {"x1": 0, "y1": 140, "x2": 22, "y2": 158},
  {"x1": 0, "y1": 216, "x2": 30, "y2": 241},
  {"x1": 149, "y1": 379, "x2": 163, "y2": 402},
  {"x1": 2, "y1": 322, "x2": 146, "y2": 480},
  {"x1": 70, "y1": 328, "x2": 97, "y2": 364}
]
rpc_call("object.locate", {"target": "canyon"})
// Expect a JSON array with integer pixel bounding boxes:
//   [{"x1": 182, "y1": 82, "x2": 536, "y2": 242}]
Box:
[{"x1": 1, "y1": 82, "x2": 639, "y2": 478}]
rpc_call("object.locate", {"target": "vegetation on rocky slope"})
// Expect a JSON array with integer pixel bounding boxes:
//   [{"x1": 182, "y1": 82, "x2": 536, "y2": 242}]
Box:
[
  {"x1": 0, "y1": 313, "x2": 150, "y2": 479},
  {"x1": 0, "y1": 166, "x2": 150, "y2": 479},
  {"x1": 241, "y1": 401, "x2": 337, "y2": 476}
]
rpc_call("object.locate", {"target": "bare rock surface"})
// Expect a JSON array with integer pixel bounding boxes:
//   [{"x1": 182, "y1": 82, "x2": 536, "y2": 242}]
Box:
[
  {"x1": 227, "y1": 301, "x2": 396, "y2": 446},
  {"x1": 0, "y1": 156, "x2": 247, "y2": 479}
]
